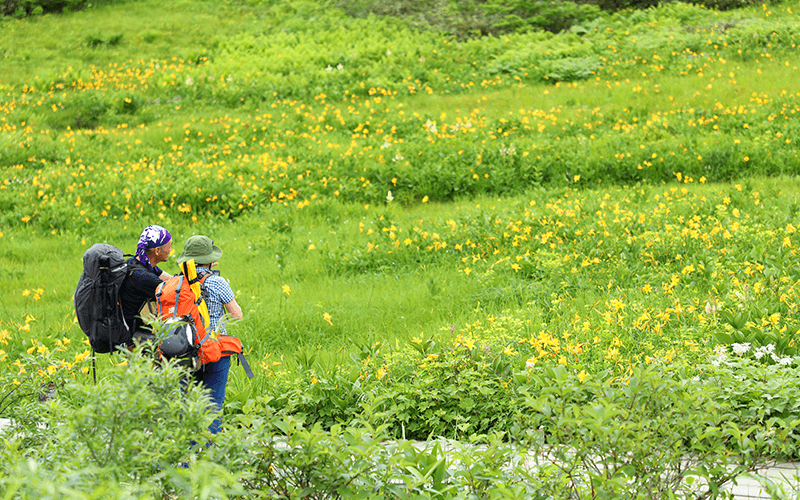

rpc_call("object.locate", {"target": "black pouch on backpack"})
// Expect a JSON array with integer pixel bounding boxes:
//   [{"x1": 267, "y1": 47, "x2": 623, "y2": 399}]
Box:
[{"x1": 158, "y1": 320, "x2": 200, "y2": 372}]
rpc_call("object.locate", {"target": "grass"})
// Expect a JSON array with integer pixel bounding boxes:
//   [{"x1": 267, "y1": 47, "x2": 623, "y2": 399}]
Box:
[
  {"x1": 5, "y1": 3, "x2": 800, "y2": 496},
  {"x1": 398, "y1": 53, "x2": 800, "y2": 125},
  {"x1": 2, "y1": 0, "x2": 800, "y2": 413},
  {"x1": 0, "y1": 0, "x2": 250, "y2": 86}
]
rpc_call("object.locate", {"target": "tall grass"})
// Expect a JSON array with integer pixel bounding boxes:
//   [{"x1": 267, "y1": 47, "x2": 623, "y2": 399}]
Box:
[{"x1": 3, "y1": 0, "x2": 800, "y2": 454}]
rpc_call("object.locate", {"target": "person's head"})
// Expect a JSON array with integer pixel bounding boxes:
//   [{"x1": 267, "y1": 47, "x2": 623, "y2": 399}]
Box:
[
  {"x1": 136, "y1": 225, "x2": 173, "y2": 270},
  {"x1": 177, "y1": 235, "x2": 222, "y2": 268}
]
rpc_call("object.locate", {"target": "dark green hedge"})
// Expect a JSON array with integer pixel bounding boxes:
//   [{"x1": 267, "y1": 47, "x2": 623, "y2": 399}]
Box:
[
  {"x1": 0, "y1": 0, "x2": 124, "y2": 17},
  {"x1": 330, "y1": 0, "x2": 779, "y2": 38}
]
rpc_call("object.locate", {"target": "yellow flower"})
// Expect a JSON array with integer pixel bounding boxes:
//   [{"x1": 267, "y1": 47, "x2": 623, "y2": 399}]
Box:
[
  {"x1": 323, "y1": 312, "x2": 333, "y2": 325},
  {"x1": 282, "y1": 285, "x2": 291, "y2": 295},
  {"x1": 502, "y1": 345, "x2": 516, "y2": 356},
  {"x1": 577, "y1": 370, "x2": 589, "y2": 382},
  {"x1": 311, "y1": 377, "x2": 318, "y2": 384}
]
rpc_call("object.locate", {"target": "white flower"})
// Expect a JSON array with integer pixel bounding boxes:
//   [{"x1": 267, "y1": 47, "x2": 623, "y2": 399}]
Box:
[
  {"x1": 770, "y1": 352, "x2": 793, "y2": 365},
  {"x1": 381, "y1": 140, "x2": 392, "y2": 149},
  {"x1": 499, "y1": 144, "x2": 516, "y2": 156},
  {"x1": 731, "y1": 342, "x2": 751, "y2": 355},
  {"x1": 325, "y1": 65, "x2": 333, "y2": 72},
  {"x1": 336, "y1": 63, "x2": 344, "y2": 70},
  {"x1": 710, "y1": 351, "x2": 728, "y2": 367},
  {"x1": 185, "y1": 77, "x2": 194, "y2": 86},
  {"x1": 392, "y1": 153, "x2": 404, "y2": 162},
  {"x1": 386, "y1": 49, "x2": 392, "y2": 56},
  {"x1": 424, "y1": 120, "x2": 438, "y2": 134},
  {"x1": 754, "y1": 345, "x2": 773, "y2": 359},
  {"x1": 386, "y1": 190, "x2": 394, "y2": 202}
]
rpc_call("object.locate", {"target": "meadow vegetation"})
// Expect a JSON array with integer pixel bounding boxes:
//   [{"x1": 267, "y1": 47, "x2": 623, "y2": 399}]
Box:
[{"x1": 3, "y1": 0, "x2": 800, "y2": 497}]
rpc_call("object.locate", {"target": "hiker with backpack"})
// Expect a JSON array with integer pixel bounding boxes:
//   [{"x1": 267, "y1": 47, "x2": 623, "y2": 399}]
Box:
[
  {"x1": 173, "y1": 235, "x2": 243, "y2": 434},
  {"x1": 76, "y1": 229, "x2": 252, "y2": 429},
  {"x1": 75, "y1": 224, "x2": 173, "y2": 355},
  {"x1": 119, "y1": 224, "x2": 174, "y2": 344}
]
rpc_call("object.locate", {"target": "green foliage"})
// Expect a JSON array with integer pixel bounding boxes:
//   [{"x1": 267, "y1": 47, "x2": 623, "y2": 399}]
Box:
[
  {"x1": 325, "y1": 0, "x2": 772, "y2": 38},
  {"x1": 3, "y1": 0, "x2": 800, "y2": 495},
  {"x1": 485, "y1": 0, "x2": 603, "y2": 34},
  {"x1": 3, "y1": 321, "x2": 800, "y2": 497},
  {"x1": 0, "y1": 349, "x2": 246, "y2": 498},
  {"x1": 701, "y1": 355, "x2": 800, "y2": 458},
  {"x1": 0, "y1": 0, "x2": 128, "y2": 17},
  {"x1": 519, "y1": 363, "x2": 800, "y2": 498},
  {"x1": 595, "y1": 0, "x2": 763, "y2": 10}
]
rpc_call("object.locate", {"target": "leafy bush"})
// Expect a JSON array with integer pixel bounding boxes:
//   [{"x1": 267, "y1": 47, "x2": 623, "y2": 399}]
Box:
[
  {"x1": 485, "y1": 0, "x2": 603, "y2": 34},
  {"x1": 0, "y1": 348, "x2": 235, "y2": 497},
  {"x1": 0, "y1": 0, "x2": 119, "y2": 17},
  {"x1": 700, "y1": 354, "x2": 800, "y2": 458},
  {"x1": 519, "y1": 363, "x2": 799, "y2": 498},
  {"x1": 326, "y1": 0, "x2": 772, "y2": 38}
]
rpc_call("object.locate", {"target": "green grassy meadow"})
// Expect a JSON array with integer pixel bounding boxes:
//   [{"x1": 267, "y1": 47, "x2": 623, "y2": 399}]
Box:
[{"x1": 4, "y1": 0, "x2": 800, "y2": 496}]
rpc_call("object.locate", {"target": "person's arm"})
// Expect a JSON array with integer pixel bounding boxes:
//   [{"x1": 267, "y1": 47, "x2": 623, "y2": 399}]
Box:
[
  {"x1": 158, "y1": 270, "x2": 172, "y2": 280},
  {"x1": 224, "y1": 299, "x2": 243, "y2": 321}
]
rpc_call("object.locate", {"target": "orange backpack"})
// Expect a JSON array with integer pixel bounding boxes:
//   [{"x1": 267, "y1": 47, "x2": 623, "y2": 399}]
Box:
[{"x1": 155, "y1": 260, "x2": 252, "y2": 377}]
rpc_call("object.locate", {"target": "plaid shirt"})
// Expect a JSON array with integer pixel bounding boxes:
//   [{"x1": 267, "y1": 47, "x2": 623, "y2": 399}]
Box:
[{"x1": 197, "y1": 268, "x2": 236, "y2": 335}]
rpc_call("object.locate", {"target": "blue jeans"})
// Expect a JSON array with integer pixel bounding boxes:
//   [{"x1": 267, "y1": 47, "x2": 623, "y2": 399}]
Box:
[{"x1": 195, "y1": 355, "x2": 231, "y2": 434}]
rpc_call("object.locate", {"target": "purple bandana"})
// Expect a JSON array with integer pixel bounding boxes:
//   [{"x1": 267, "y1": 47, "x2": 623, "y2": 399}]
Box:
[{"x1": 135, "y1": 225, "x2": 172, "y2": 274}]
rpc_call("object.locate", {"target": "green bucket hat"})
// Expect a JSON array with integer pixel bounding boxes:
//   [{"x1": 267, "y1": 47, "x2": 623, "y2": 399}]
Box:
[{"x1": 177, "y1": 235, "x2": 223, "y2": 265}]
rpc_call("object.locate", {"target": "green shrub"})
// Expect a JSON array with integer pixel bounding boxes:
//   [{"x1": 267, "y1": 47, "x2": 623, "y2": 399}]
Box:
[
  {"x1": 519, "y1": 364, "x2": 799, "y2": 498},
  {"x1": 595, "y1": 0, "x2": 763, "y2": 10},
  {"x1": 0, "y1": 348, "x2": 230, "y2": 497},
  {"x1": 700, "y1": 355, "x2": 800, "y2": 458},
  {"x1": 485, "y1": 0, "x2": 603, "y2": 34},
  {"x1": 0, "y1": 0, "x2": 132, "y2": 17}
]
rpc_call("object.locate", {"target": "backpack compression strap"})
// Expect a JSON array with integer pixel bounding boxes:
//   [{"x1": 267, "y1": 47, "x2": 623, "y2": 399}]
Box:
[
  {"x1": 181, "y1": 259, "x2": 210, "y2": 329},
  {"x1": 236, "y1": 352, "x2": 254, "y2": 379}
]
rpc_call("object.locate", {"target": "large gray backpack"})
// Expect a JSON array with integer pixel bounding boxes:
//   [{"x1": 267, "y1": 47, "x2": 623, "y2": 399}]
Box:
[{"x1": 74, "y1": 243, "x2": 131, "y2": 354}]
